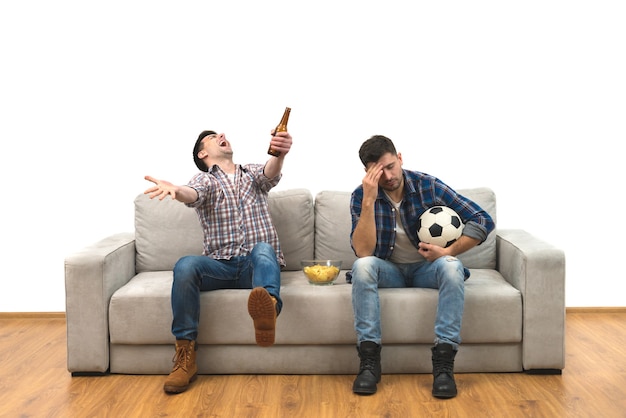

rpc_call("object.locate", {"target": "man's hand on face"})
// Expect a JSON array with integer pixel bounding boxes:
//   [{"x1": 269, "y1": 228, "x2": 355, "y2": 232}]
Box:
[{"x1": 362, "y1": 162, "x2": 383, "y2": 201}]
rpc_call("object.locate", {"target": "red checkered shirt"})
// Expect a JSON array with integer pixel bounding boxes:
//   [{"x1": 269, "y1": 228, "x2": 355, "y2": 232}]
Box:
[{"x1": 185, "y1": 163, "x2": 285, "y2": 267}]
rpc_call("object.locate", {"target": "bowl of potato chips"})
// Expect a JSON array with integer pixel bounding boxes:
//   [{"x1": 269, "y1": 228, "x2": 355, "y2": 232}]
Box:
[{"x1": 301, "y1": 260, "x2": 342, "y2": 285}]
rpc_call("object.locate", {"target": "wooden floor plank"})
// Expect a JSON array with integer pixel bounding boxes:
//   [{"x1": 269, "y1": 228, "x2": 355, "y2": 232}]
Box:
[{"x1": 0, "y1": 313, "x2": 625, "y2": 417}]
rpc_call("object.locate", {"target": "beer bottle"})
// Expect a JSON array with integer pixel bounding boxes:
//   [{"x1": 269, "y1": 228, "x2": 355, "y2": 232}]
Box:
[{"x1": 267, "y1": 107, "x2": 291, "y2": 157}]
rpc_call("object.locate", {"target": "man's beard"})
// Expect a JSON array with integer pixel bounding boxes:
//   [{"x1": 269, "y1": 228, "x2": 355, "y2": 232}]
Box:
[
  {"x1": 220, "y1": 149, "x2": 234, "y2": 156},
  {"x1": 382, "y1": 178, "x2": 401, "y2": 192}
]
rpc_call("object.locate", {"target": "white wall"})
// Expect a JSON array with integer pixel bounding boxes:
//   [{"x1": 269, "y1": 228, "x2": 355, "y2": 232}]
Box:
[{"x1": 1, "y1": 1, "x2": 624, "y2": 311}]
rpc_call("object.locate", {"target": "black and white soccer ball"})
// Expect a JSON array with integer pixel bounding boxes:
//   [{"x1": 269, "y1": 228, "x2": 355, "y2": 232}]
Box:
[{"x1": 417, "y1": 206, "x2": 464, "y2": 248}]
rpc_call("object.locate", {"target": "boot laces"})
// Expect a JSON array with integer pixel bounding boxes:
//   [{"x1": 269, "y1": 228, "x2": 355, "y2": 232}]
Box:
[
  {"x1": 171, "y1": 345, "x2": 191, "y2": 372},
  {"x1": 359, "y1": 356, "x2": 378, "y2": 373},
  {"x1": 433, "y1": 355, "x2": 454, "y2": 375}
]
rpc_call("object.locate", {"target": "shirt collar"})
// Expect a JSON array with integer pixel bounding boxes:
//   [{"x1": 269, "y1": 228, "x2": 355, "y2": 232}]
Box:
[
  {"x1": 402, "y1": 170, "x2": 418, "y2": 195},
  {"x1": 208, "y1": 164, "x2": 248, "y2": 174}
]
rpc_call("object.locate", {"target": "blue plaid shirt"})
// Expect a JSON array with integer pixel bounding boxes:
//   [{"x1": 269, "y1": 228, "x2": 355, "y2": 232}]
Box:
[{"x1": 350, "y1": 169, "x2": 495, "y2": 260}]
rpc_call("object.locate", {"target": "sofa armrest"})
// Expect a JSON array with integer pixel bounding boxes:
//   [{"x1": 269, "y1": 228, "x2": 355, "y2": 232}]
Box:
[
  {"x1": 64, "y1": 233, "x2": 136, "y2": 375},
  {"x1": 496, "y1": 229, "x2": 566, "y2": 372}
]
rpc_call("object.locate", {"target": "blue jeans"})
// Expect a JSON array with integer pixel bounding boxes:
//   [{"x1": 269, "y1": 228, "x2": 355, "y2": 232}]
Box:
[
  {"x1": 351, "y1": 256, "x2": 468, "y2": 350},
  {"x1": 171, "y1": 242, "x2": 282, "y2": 341}
]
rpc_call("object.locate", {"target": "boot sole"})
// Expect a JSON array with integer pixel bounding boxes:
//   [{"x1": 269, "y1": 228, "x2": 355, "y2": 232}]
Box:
[
  {"x1": 163, "y1": 373, "x2": 197, "y2": 394},
  {"x1": 433, "y1": 392, "x2": 457, "y2": 399},
  {"x1": 247, "y1": 287, "x2": 276, "y2": 347},
  {"x1": 353, "y1": 386, "x2": 377, "y2": 395}
]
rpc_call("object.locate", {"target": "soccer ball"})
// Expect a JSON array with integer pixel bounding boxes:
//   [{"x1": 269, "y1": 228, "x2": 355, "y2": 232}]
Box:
[{"x1": 417, "y1": 206, "x2": 464, "y2": 248}]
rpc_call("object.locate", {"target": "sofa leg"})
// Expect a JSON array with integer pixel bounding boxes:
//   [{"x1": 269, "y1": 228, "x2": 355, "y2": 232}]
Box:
[
  {"x1": 525, "y1": 368, "x2": 562, "y2": 375},
  {"x1": 71, "y1": 370, "x2": 110, "y2": 377}
]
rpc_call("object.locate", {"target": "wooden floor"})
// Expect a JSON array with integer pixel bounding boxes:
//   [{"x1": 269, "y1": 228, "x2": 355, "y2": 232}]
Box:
[{"x1": 0, "y1": 312, "x2": 625, "y2": 417}]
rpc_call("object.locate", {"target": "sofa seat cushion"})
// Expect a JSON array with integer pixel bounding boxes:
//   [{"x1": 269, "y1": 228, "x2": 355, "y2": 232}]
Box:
[{"x1": 109, "y1": 269, "x2": 521, "y2": 346}]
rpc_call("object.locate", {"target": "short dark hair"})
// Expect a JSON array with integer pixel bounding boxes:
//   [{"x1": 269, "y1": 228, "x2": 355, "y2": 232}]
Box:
[
  {"x1": 358, "y1": 135, "x2": 398, "y2": 166},
  {"x1": 193, "y1": 130, "x2": 216, "y2": 172}
]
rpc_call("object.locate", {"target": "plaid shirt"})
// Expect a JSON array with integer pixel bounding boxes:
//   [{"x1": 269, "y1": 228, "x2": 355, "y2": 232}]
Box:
[
  {"x1": 350, "y1": 169, "x2": 495, "y2": 260},
  {"x1": 185, "y1": 163, "x2": 285, "y2": 267}
]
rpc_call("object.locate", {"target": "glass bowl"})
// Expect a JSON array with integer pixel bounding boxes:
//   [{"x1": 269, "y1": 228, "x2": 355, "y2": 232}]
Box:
[{"x1": 301, "y1": 260, "x2": 342, "y2": 285}]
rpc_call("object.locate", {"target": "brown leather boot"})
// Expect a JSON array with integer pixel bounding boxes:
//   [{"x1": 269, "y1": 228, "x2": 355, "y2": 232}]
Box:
[
  {"x1": 247, "y1": 287, "x2": 278, "y2": 347},
  {"x1": 163, "y1": 340, "x2": 198, "y2": 394}
]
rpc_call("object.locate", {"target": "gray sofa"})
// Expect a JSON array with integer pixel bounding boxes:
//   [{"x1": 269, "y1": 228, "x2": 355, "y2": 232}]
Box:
[{"x1": 64, "y1": 187, "x2": 566, "y2": 376}]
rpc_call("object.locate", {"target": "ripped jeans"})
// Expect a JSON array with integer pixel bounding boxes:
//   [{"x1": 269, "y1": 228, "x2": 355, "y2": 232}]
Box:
[{"x1": 351, "y1": 255, "x2": 468, "y2": 350}]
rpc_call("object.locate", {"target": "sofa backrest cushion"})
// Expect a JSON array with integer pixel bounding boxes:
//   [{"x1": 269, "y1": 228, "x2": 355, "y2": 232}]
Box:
[
  {"x1": 456, "y1": 187, "x2": 497, "y2": 269},
  {"x1": 135, "y1": 194, "x2": 204, "y2": 273},
  {"x1": 312, "y1": 187, "x2": 497, "y2": 271},
  {"x1": 134, "y1": 188, "x2": 314, "y2": 273},
  {"x1": 134, "y1": 187, "x2": 495, "y2": 273},
  {"x1": 314, "y1": 191, "x2": 358, "y2": 270},
  {"x1": 268, "y1": 188, "x2": 315, "y2": 271}
]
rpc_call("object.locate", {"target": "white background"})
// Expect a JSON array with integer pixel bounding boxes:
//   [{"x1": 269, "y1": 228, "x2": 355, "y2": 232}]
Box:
[{"x1": 1, "y1": 1, "x2": 624, "y2": 311}]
